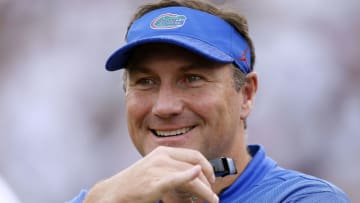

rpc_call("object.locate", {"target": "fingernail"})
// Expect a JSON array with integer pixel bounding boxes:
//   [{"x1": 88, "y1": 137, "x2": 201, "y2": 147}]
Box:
[{"x1": 213, "y1": 194, "x2": 219, "y2": 203}]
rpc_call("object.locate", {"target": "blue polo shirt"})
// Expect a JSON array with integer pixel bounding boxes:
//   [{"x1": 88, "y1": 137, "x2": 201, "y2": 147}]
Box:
[
  {"x1": 67, "y1": 145, "x2": 350, "y2": 203},
  {"x1": 217, "y1": 145, "x2": 350, "y2": 202}
]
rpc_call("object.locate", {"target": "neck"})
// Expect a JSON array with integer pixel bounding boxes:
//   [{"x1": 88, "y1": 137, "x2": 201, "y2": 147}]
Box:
[{"x1": 213, "y1": 149, "x2": 251, "y2": 194}]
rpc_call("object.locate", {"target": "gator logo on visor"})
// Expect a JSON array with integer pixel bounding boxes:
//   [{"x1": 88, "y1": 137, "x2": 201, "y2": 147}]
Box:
[{"x1": 150, "y1": 13, "x2": 186, "y2": 29}]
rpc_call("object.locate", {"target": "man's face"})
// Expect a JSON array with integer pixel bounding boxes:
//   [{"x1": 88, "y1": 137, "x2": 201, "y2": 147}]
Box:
[{"x1": 125, "y1": 43, "x2": 248, "y2": 159}]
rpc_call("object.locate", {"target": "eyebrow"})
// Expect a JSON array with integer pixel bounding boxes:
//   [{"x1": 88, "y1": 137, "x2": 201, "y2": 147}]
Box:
[
  {"x1": 179, "y1": 62, "x2": 219, "y2": 72},
  {"x1": 178, "y1": 64, "x2": 201, "y2": 71},
  {"x1": 127, "y1": 66, "x2": 153, "y2": 74}
]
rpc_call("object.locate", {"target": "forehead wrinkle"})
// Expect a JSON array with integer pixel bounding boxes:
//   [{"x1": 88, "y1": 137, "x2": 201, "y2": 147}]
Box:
[
  {"x1": 126, "y1": 62, "x2": 160, "y2": 78},
  {"x1": 127, "y1": 65, "x2": 152, "y2": 74},
  {"x1": 126, "y1": 43, "x2": 225, "y2": 73},
  {"x1": 127, "y1": 61, "x2": 226, "y2": 81},
  {"x1": 128, "y1": 63, "x2": 213, "y2": 75}
]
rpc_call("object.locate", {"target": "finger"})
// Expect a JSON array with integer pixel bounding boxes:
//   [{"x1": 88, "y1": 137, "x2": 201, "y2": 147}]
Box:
[
  {"x1": 164, "y1": 147, "x2": 216, "y2": 183},
  {"x1": 160, "y1": 165, "x2": 202, "y2": 192},
  {"x1": 163, "y1": 165, "x2": 217, "y2": 203},
  {"x1": 167, "y1": 158, "x2": 211, "y2": 188},
  {"x1": 157, "y1": 156, "x2": 212, "y2": 188},
  {"x1": 185, "y1": 177, "x2": 219, "y2": 203},
  {"x1": 196, "y1": 169, "x2": 211, "y2": 187}
]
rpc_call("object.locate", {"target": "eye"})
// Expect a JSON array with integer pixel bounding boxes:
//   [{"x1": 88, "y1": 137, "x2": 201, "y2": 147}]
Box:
[
  {"x1": 179, "y1": 74, "x2": 205, "y2": 88},
  {"x1": 185, "y1": 75, "x2": 202, "y2": 83},
  {"x1": 137, "y1": 78, "x2": 155, "y2": 85},
  {"x1": 133, "y1": 77, "x2": 157, "y2": 90}
]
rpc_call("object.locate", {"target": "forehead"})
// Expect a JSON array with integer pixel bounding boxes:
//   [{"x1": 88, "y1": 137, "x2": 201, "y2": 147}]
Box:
[{"x1": 126, "y1": 43, "x2": 224, "y2": 70}]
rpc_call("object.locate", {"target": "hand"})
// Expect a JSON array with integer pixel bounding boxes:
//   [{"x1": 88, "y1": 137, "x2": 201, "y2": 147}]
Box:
[{"x1": 83, "y1": 146, "x2": 218, "y2": 203}]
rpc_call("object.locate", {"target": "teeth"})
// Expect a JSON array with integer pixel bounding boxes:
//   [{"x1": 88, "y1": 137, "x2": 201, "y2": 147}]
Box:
[{"x1": 155, "y1": 127, "x2": 191, "y2": 137}]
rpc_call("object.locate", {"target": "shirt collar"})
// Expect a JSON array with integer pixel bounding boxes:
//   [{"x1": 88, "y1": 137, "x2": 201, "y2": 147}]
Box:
[{"x1": 219, "y1": 145, "x2": 277, "y2": 201}]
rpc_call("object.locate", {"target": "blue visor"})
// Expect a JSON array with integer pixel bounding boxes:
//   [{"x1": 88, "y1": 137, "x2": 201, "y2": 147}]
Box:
[{"x1": 105, "y1": 6, "x2": 251, "y2": 74}]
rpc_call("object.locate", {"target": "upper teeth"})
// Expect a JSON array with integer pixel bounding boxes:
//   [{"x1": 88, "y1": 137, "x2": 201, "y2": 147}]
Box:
[{"x1": 155, "y1": 127, "x2": 191, "y2": 137}]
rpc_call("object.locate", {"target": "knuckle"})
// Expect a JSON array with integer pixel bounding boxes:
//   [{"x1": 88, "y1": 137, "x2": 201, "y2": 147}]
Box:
[
  {"x1": 154, "y1": 145, "x2": 166, "y2": 153},
  {"x1": 151, "y1": 146, "x2": 169, "y2": 157},
  {"x1": 152, "y1": 154, "x2": 168, "y2": 167},
  {"x1": 190, "y1": 150, "x2": 203, "y2": 162}
]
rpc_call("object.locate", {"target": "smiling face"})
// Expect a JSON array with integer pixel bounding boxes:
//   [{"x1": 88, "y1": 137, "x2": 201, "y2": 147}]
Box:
[{"x1": 125, "y1": 43, "x2": 252, "y2": 160}]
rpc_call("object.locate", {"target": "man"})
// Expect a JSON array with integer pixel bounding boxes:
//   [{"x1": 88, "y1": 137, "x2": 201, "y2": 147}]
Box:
[{"x1": 68, "y1": 0, "x2": 350, "y2": 202}]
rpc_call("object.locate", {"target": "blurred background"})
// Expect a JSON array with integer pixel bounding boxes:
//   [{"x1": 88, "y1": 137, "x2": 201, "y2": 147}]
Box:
[{"x1": 0, "y1": 0, "x2": 359, "y2": 202}]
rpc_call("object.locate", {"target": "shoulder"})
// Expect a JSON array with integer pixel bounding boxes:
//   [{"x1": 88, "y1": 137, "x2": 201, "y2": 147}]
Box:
[{"x1": 257, "y1": 167, "x2": 351, "y2": 202}]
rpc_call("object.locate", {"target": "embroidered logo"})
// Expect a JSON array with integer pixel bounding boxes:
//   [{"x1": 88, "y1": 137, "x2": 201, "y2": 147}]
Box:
[
  {"x1": 150, "y1": 13, "x2": 186, "y2": 29},
  {"x1": 238, "y1": 47, "x2": 250, "y2": 71}
]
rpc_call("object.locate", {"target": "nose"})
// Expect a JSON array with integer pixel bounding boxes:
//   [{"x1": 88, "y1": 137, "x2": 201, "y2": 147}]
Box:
[{"x1": 152, "y1": 85, "x2": 184, "y2": 118}]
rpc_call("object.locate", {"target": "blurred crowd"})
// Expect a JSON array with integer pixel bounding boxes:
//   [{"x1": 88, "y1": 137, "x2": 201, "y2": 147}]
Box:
[{"x1": 0, "y1": 0, "x2": 359, "y2": 202}]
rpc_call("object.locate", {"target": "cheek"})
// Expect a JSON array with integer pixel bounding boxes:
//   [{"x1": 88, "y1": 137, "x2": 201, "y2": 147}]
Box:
[
  {"x1": 193, "y1": 87, "x2": 241, "y2": 133},
  {"x1": 187, "y1": 91, "x2": 216, "y2": 114},
  {"x1": 126, "y1": 91, "x2": 153, "y2": 119},
  {"x1": 189, "y1": 87, "x2": 235, "y2": 116},
  {"x1": 126, "y1": 93, "x2": 155, "y2": 156},
  {"x1": 126, "y1": 93, "x2": 153, "y2": 136}
]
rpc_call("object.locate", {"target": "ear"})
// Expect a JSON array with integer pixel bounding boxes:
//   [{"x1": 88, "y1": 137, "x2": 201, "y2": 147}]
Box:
[{"x1": 239, "y1": 72, "x2": 258, "y2": 120}]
